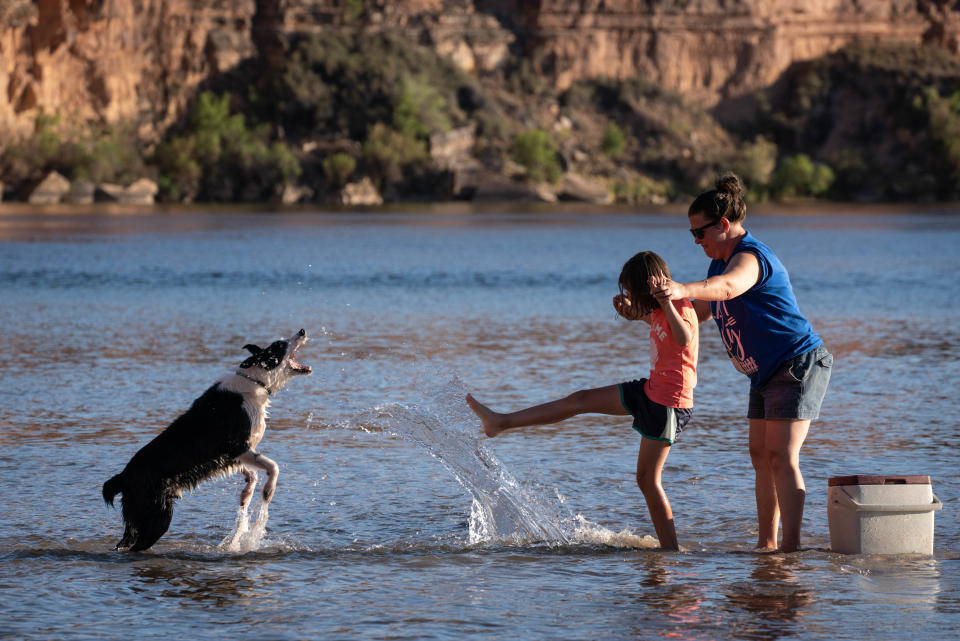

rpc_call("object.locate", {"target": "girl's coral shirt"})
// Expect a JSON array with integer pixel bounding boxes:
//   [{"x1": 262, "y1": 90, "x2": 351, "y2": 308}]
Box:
[{"x1": 644, "y1": 299, "x2": 698, "y2": 409}]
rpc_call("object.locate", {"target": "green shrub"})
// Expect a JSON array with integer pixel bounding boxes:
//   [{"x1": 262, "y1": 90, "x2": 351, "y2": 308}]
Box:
[
  {"x1": 154, "y1": 137, "x2": 201, "y2": 201},
  {"x1": 810, "y1": 163, "x2": 835, "y2": 196},
  {"x1": 611, "y1": 174, "x2": 672, "y2": 204},
  {"x1": 154, "y1": 91, "x2": 300, "y2": 202},
  {"x1": 393, "y1": 74, "x2": 452, "y2": 142},
  {"x1": 322, "y1": 153, "x2": 357, "y2": 186},
  {"x1": 511, "y1": 129, "x2": 562, "y2": 183},
  {"x1": 343, "y1": 0, "x2": 364, "y2": 22},
  {"x1": 731, "y1": 137, "x2": 778, "y2": 200},
  {"x1": 265, "y1": 142, "x2": 302, "y2": 187},
  {"x1": 0, "y1": 112, "x2": 65, "y2": 187},
  {"x1": 27, "y1": 111, "x2": 63, "y2": 166},
  {"x1": 362, "y1": 122, "x2": 428, "y2": 187},
  {"x1": 915, "y1": 87, "x2": 960, "y2": 189},
  {"x1": 77, "y1": 124, "x2": 144, "y2": 184},
  {"x1": 0, "y1": 111, "x2": 146, "y2": 190},
  {"x1": 770, "y1": 154, "x2": 835, "y2": 198},
  {"x1": 601, "y1": 123, "x2": 626, "y2": 159},
  {"x1": 270, "y1": 32, "x2": 468, "y2": 141}
]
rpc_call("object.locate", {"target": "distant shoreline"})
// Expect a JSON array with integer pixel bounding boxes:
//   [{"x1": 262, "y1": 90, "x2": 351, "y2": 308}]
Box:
[{"x1": 1, "y1": 200, "x2": 959, "y2": 218}]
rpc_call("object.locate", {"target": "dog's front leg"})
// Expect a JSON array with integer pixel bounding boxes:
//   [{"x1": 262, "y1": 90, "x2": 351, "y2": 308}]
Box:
[
  {"x1": 236, "y1": 451, "x2": 279, "y2": 503},
  {"x1": 239, "y1": 467, "x2": 257, "y2": 509}
]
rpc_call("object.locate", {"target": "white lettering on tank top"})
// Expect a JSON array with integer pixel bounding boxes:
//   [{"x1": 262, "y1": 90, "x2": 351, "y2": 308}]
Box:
[{"x1": 715, "y1": 299, "x2": 758, "y2": 375}]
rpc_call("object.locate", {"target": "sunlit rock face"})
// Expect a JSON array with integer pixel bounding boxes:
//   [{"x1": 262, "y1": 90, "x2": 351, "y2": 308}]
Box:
[
  {"x1": 0, "y1": 0, "x2": 950, "y2": 140},
  {"x1": 522, "y1": 0, "x2": 937, "y2": 104},
  {"x1": 0, "y1": 0, "x2": 258, "y2": 141}
]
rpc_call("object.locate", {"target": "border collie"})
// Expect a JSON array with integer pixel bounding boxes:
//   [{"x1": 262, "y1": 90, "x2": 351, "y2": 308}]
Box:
[{"x1": 102, "y1": 329, "x2": 312, "y2": 551}]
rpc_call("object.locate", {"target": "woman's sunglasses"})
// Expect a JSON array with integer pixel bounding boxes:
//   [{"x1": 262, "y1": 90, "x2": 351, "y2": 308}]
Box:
[{"x1": 689, "y1": 219, "x2": 721, "y2": 239}]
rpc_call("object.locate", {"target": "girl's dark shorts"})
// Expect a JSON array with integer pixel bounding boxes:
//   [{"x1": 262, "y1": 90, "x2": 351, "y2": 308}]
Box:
[
  {"x1": 748, "y1": 345, "x2": 833, "y2": 420},
  {"x1": 618, "y1": 379, "x2": 692, "y2": 445}
]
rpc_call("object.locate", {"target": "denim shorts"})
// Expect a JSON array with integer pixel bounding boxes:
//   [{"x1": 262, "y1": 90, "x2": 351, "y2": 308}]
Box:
[{"x1": 748, "y1": 345, "x2": 832, "y2": 420}]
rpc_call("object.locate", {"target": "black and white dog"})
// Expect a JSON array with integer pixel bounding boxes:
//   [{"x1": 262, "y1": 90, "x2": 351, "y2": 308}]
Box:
[{"x1": 102, "y1": 330, "x2": 312, "y2": 551}]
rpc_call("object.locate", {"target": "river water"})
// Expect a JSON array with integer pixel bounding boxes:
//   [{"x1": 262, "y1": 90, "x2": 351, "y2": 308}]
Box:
[{"x1": 1, "y1": 205, "x2": 957, "y2": 640}]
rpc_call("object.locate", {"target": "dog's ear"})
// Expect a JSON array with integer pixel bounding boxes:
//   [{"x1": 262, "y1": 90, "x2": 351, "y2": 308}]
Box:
[{"x1": 240, "y1": 340, "x2": 284, "y2": 370}]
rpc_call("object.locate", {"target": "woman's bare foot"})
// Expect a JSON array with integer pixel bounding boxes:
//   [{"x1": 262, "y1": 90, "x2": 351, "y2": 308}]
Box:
[
  {"x1": 753, "y1": 546, "x2": 780, "y2": 555},
  {"x1": 465, "y1": 394, "x2": 508, "y2": 437}
]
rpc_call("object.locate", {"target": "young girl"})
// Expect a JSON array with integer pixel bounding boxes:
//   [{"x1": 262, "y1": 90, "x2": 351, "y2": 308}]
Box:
[{"x1": 466, "y1": 251, "x2": 699, "y2": 550}]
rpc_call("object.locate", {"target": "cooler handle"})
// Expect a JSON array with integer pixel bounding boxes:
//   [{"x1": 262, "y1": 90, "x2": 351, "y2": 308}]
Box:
[{"x1": 833, "y1": 488, "x2": 943, "y2": 513}]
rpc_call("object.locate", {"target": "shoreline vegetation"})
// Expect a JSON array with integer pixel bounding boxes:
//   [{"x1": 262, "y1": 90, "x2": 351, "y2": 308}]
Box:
[{"x1": 4, "y1": 37, "x2": 960, "y2": 208}]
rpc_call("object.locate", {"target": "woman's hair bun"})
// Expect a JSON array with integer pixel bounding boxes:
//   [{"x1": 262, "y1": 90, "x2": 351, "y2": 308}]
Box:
[
  {"x1": 688, "y1": 172, "x2": 748, "y2": 222},
  {"x1": 715, "y1": 173, "x2": 744, "y2": 198}
]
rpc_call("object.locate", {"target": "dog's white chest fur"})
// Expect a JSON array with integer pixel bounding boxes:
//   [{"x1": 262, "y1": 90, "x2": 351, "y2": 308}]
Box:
[
  {"x1": 220, "y1": 375, "x2": 270, "y2": 449},
  {"x1": 244, "y1": 396, "x2": 269, "y2": 449}
]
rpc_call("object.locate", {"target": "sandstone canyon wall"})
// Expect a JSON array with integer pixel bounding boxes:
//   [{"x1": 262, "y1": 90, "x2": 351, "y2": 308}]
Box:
[
  {"x1": 1, "y1": 0, "x2": 957, "y2": 143},
  {"x1": 526, "y1": 0, "x2": 932, "y2": 102},
  {"x1": 1, "y1": 0, "x2": 257, "y2": 141}
]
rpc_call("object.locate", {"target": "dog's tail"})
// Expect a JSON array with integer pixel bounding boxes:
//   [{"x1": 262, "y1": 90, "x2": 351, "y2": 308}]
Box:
[{"x1": 102, "y1": 474, "x2": 125, "y2": 506}]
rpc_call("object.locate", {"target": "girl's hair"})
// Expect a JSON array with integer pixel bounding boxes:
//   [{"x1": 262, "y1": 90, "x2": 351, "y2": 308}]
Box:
[
  {"x1": 619, "y1": 251, "x2": 670, "y2": 318},
  {"x1": 687, "y1": 173, "x2": 747, "y2": 223}
]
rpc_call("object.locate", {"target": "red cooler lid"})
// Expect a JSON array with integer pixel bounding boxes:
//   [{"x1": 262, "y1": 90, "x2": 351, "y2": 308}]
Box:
[{"x1": 829, "y1": 475, "x2": 931, "y2": 486}]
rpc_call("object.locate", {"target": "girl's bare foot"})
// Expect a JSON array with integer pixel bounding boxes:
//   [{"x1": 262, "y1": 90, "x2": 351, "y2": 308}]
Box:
[{"x1": 465, "y1": 394, "x2": 507, "y2": 437}]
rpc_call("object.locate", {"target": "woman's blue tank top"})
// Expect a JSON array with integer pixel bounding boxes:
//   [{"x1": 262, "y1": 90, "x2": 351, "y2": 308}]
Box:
[{"x1": 708, "y1": 232, "x2": 821, "y2": 388}]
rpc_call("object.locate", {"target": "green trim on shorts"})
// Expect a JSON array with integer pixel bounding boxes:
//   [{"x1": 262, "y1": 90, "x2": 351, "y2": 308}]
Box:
[
  {"x1": 640, "y1": 433, "x2": 674, "y2": 445},
  {"x1": 618, "y1": 383, "x2": 630, "y2": 414},
  {"x1": 637, "y1": 406, "x2": 678, "y2": 445}
]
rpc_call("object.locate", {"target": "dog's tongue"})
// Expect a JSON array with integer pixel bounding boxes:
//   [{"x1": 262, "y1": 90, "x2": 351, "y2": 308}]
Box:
[{"x1": 289, "y1": 357, "x2": 311, "y2": 373}]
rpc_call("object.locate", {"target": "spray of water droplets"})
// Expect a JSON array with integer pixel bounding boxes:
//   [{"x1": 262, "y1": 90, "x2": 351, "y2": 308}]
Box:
[{"x1": 352, "y1": 369, "x2": 656, "y2": 549}]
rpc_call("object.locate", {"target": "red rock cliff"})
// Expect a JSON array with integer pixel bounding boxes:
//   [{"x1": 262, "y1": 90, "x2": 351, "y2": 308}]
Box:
[
  {"x1": 1, "y1": 0, "x2": 956, "y2": 142},
  {"x1": 1, "y1": 0, "x2": 257, "y2": 141}
]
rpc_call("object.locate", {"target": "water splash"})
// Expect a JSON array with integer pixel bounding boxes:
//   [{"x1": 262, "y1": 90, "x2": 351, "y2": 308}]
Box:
[
  {"x1": 353, "y1": 371, "x2": 656, "y2": 549},
  {"x1": 219, "y1": 491, "x2": 270, "y2": 553}
]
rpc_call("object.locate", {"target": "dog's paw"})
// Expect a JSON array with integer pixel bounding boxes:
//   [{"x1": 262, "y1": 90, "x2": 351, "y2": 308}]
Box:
[{"x1": 262, "y1": 479, "x2": 277, "y2": 503}]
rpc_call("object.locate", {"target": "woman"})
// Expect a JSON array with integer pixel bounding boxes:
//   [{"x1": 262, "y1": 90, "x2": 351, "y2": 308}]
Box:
[{"x1": 652, "y1": 174, "x2": 832, "y2": 552}]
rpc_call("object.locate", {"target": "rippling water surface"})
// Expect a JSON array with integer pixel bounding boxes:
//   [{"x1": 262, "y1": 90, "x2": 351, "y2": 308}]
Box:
[{"x1": 1, "y1": 206, "x2": 958, "y2": 640}]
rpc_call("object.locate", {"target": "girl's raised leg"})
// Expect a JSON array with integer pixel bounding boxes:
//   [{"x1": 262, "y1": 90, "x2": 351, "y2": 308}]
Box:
[{"x1": 466, "y1": 385, "x2": 628, "y2": 437}]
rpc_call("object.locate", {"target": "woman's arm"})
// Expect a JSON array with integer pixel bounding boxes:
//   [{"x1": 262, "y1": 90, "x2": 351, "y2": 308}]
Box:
[{"x1": 652, "y1": 252, "x2": 760, "y2": 302}]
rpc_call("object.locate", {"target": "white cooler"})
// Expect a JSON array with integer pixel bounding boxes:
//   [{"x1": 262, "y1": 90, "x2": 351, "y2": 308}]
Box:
[{"x1": 828, "y1": 475, "x2": 943, "y2": 555}]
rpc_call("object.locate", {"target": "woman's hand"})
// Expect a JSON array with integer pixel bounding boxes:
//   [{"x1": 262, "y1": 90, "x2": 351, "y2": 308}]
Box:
[{"x1": 649, "y1": 272, "x2": 686, "y2": 302}]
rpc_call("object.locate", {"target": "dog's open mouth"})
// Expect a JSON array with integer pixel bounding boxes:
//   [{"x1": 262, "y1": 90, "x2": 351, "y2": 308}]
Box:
[
  {"x1": 288, "y1": 340, "x2": 312, "y2": 375},
  {"x1": 286, "y1": 329, "x2": 312, "y2": 375},
  {"x1": 288, "y1": 356, "x2": 311, "y2": 374}
]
